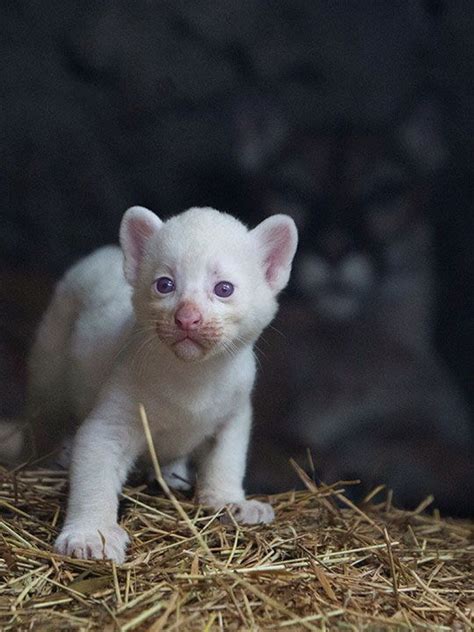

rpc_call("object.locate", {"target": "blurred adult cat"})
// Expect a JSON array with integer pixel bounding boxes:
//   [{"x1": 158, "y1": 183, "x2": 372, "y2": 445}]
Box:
[{"x1": 235, "y1": 97, "x2": 473, "y2": 514}]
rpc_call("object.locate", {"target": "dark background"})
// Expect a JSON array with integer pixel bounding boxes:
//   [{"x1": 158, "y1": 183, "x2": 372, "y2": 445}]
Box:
[{"x1": 1, "y1": 2, "x2": 472, "y2": 512}]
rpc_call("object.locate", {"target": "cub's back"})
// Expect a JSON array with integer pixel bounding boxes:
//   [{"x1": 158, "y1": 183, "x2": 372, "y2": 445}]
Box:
[
  {"x1": 63, "y1": 246, "x2": 129, "y2": 309},
  {"x1": 63, "y1": 246, "x2": 134, "y2": 418}
]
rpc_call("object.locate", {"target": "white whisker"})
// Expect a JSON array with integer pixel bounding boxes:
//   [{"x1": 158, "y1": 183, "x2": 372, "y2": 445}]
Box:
[
  {"x1": 252, "y1": 344, "x2": 265, "y2": 369},
  {"x1": 131, "y1": 331, "x2": 158, "y2": 377},
  {"x1": 267, "y1": 323, "x2": 286, "y2": 338},
  {"x1": 112, "y1": 323, "x2": 157, "y2": 364}
]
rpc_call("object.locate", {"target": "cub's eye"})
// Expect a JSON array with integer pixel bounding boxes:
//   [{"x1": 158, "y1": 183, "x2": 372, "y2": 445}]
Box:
[
  {"x1": 154, "y1": 277, "x2": 175, "y2": 294},
  {"x1": 214, "y1": 281, "x2": 234, "y2": 298}
]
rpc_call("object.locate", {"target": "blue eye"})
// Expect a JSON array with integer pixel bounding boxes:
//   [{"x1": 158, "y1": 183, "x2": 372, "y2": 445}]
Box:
[
  {"x1": 214, "y1": 281, "x2": 234, "y2": 298},
  {"x1": 155, "y1": 277, "x2": 175, "y2": 294}
]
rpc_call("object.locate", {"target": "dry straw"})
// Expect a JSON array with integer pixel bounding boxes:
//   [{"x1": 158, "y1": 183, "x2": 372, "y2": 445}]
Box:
[{"x1": 0, "y1": 414, "x2": 472, "y2": 630}]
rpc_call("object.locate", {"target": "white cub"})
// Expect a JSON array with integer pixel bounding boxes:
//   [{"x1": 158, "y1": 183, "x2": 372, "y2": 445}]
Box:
[{"x1": 27, "y1": 206, "x2": 297, "y2": 563}]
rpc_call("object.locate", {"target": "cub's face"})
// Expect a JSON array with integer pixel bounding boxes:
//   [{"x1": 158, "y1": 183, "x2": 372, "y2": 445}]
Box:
[{"x1": 120, "y1": 206, "x2": 298, "y2": 362}]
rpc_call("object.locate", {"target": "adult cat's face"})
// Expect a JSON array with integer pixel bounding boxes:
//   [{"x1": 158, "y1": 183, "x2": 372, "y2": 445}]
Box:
[
  {"x1": 254, "y1": 133, "x2": 424, "y2": 322},
  {"x1": 235, "y1": 96, "x2": 445, "y2": 324},
  {"x1": 120, "y1": 206, "x2": 298, "y2": 362},
  {"x1": 297, "y1": 224, "x2": 377, "y2": 321}
]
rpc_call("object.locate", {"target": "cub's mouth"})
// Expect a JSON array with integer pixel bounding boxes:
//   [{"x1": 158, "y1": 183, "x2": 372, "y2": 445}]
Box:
[{"x1": 156, "y1": 322, "x2": 224, "y2": 362}]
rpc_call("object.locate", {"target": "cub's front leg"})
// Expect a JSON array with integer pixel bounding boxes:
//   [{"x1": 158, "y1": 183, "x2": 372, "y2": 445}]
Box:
[
  {"x1": 54, "y1": 408, "x2": 144, "y2": 564},
  {"x1": 196, "y1": 403, "x2": 275, "y2": 524}
]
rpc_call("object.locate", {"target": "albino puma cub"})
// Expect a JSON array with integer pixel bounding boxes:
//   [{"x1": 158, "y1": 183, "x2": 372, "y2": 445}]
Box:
[{"x1": 27, "y1": 206, "x2": 297, "y2": 563}]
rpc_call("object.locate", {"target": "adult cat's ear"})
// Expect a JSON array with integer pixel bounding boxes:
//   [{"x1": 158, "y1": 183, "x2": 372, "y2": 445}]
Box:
[
  {"x1": 120, "y1": 206, "x2": 163, "y2": 285},
  {"x1": 233, "y1": 94, "x2": 289, "y2": 174},
  {"x1": 252, "y1": 214, "x2": 298, "y2": 293}
]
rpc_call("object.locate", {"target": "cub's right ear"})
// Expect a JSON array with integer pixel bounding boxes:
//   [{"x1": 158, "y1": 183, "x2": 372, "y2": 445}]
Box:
[{"x1": 119, "y1": 206, "x2": 163, "y2": 285}]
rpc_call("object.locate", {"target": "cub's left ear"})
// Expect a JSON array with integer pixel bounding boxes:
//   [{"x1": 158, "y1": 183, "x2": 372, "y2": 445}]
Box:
[
  {"x1": 120, "y1": 206, "x2": 163, "y2": 285},
  {"x1": 251, "y1": 214, "x2": 298, "y2": 293}
]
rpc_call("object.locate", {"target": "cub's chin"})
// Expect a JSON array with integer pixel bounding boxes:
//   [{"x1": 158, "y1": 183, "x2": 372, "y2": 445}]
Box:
[{"x1": 171, "y1": 338, "x2": 206, "y2": 362}]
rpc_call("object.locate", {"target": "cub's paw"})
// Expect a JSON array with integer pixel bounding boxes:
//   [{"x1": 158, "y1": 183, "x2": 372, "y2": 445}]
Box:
[
  {"x1": 161, "y1": 459, "x2": 192, "y2": 491},
  {"x1": 54, "y1": 523, "x2": 129, "y2": 563},
  {"x1": 55, "y1": 437, "x2": 74, "y2": 469},
  {"x1": 223, "y1": 499, "x2": 275, "y2": 525}
]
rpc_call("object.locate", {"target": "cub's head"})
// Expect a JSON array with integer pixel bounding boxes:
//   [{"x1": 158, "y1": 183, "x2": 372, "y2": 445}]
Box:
[{"x1": 120, "y1": 206, "x2": 297, "y2": 362}]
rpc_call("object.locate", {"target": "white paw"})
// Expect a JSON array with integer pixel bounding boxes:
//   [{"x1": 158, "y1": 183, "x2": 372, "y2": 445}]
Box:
[
  {"x1": 223, "y1": 499, "x2": 275, "y2": 525},
  {"x1": 222, "y1": 500, "x2": 275, "y2": 524},
  {"x1": 54, "y1": 523, "x2": 129, "y2": 563},
  {"x1": 159, "y1": 459, "x2": 192, "y2": 491}
]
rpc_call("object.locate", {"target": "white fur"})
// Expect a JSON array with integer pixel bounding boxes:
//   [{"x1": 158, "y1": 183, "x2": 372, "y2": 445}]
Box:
[{"x1": 25, "y1": 206, "x2": 297, "y2": 563}]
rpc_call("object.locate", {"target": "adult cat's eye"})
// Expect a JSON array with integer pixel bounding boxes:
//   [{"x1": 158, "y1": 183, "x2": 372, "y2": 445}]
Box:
[
  {"x1": 154, "y1": 277, "x2": 175, "y2": 294},
  {"x1": 214, "y1": 281, "x2": 234, "y2": 298}
]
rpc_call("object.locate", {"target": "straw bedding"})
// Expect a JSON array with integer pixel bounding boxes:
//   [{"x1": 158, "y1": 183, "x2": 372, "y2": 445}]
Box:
[{"x1": 0, "y1": 461, "x2": 472, "y2": 631}]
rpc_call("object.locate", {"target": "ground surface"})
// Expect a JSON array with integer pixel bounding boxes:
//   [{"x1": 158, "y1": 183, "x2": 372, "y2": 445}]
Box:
[{"x1": 0, "y1": 466, "x2": 473, "y2": 631}]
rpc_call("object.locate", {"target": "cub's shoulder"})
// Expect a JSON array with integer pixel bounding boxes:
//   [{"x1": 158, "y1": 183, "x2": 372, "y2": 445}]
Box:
[{"x1": 58, "y1": 246, "x2": 128, "y2": 304}]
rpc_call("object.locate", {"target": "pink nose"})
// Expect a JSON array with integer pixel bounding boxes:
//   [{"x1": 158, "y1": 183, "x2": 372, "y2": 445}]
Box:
[{"x1": 174, "y1": 304, "x2": 202, "y2": 331}]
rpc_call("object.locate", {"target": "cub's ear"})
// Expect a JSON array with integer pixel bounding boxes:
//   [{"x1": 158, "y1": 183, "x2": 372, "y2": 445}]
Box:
[
  {"x1": 251, "y1": 214, "x2": 298, "y2": 293},
  {"x1": 119, "y1": 206, "x2": 163, "y2": 285}
]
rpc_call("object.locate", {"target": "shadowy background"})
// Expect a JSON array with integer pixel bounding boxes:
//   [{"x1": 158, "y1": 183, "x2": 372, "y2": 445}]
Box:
[{"x1": 1, "y1": 1, "x2": 472, "y2": 514}]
